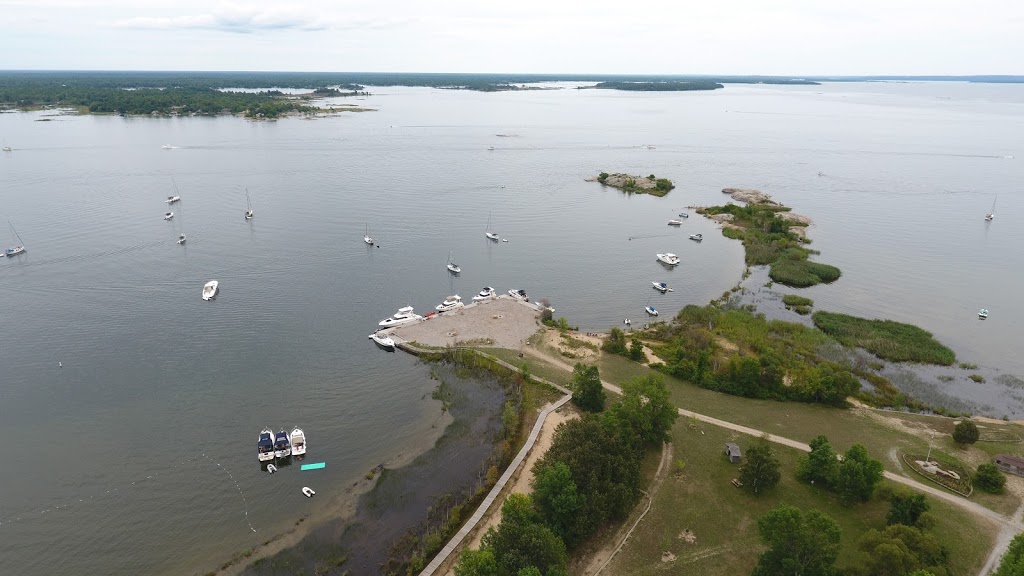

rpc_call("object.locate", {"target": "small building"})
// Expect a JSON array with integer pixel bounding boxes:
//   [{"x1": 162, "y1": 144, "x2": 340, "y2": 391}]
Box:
[
  {"x1": 725, "y1": 443, "x2": 742, "y2": 464},
  {"x1": 994, "y1": 454, "x2": 1024, "y2": 477}
]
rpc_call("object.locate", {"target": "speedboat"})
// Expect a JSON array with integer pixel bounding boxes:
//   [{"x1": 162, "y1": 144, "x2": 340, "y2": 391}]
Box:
[
  {"x1": 508, "y1": 288, "x2": 528, "y2": 302},
  {"x1": 369, "y1": 332, "x2": 396, "y2": 349},
  {"x1": 472, "y1": 287, "x2": 497, "y2": 302},
  {"x1": 290, "y1": 427, "x2": 307, "y2": 457},
  {"x1": 652, "y1": 281, "x2": 672, "y2": 293},
  {"x1": 979, "y1": 309, "x2": 989, "y2": 319},
  {"x1": 164, "y1": 212, "x2": 174, "y2": 220},
  {"x1": 436, "y1": 295, "x2": 465, "y2": 312},
  {"x1": 645, "y1": 305, "x2": 659, "y2": 316},
  {"x1": 274, "y1": 431, "x2": 292, "y2": 458},
  {"x1": 668, "y1": 220, "x2": 683, "y2": 226},
  {"x1": 202, "y1": 280, "x2": 219, "y2": 301},
  {"x1": 258, "y1": 428, "x2": 275, "y2": 462},
  {"x1": 378, "y1": 306, "x2": 422, "y2": 327},
  {"x1": 657, "y1": 253, "x2": 680, "y2": 266},
  {"x1": 689, "y1": 233, "x2": 703, "y2": 242},
  {"x1": 165, "y1": 195, "x2": 181, "y2": 204},
  {"x1": 177, "y1": 234, "x2": 186, "y2": 245}
]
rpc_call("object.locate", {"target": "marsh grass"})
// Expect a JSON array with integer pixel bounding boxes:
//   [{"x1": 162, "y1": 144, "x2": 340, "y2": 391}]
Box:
[{"x1": 812, "y1": 311, "x2": 956, "y2": 365}]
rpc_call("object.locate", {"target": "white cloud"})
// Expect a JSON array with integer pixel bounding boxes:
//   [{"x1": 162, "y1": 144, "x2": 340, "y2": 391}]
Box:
[{"x1": 111, "y1": 3, "x2": 328, "y2": 34}]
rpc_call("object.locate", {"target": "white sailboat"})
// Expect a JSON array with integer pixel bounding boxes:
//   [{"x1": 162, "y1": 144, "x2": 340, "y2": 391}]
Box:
[
  {"x1": 245, "y1": 189, "x2": 254, "y2": 220},
  {"x1": 985, "y1": 195, "x2": 996, "y2": 221},
  {"x1": 5, "y1": 222, "x2": 26, "y2": 256},
  {"x1": 485, "y1": 212, "x2": 499, "y2": 241},
  {"x1": 364, "y1": 223, "x2": 374, "y2": 245},
  {"x1": 446, "y1": 250, "x2": 461, "y2": 274}
]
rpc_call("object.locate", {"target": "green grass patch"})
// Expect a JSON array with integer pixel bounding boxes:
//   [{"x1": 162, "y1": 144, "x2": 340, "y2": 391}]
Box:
[
  {"x1": 959, "y1": 362, "x2": 979, "y2": 370},
  {"x1": 811, "y1": 311, "x2": 956, "y2": 365},
  {"x1": 969, "y1": 374, "x2": 986, "y2": 383},
  {"x1": 782, "y1": 294, "x2": 814, "y2": 307},
  {"x1": 699, "y1": 202, "x2": 840, "y2": 288},
  {"x1": 605, "y1": 422, "x2": 994, "y2": 576}
]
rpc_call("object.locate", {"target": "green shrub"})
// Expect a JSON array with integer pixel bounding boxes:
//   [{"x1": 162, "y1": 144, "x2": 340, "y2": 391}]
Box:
[
  {"x1": 976, "y1": 463, "x2": 1006, "y2": 493},
  {"x1": 952, "y1": 421, "x2": 980, "y2": 445}
]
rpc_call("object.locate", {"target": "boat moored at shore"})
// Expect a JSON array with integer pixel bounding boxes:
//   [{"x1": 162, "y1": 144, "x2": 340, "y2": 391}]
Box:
[
  {"x1": 369, "y1": 332, "x2": 396, "y2": 349},
  {"x1": 472, "y1": 287, "x2": 497, "y2": 301},
  {"x1": 508, "y1": 288, "x2": 528, "y2": 302},
  {"x1": 378, "y1": 306, "x2": 422, "y2": 327},
  {"x1": 436, "y1": 295, "x2": 464, "y2": 312},
  {"x1": 258, "y1": 428, "x2": 275, "y2": 462}
]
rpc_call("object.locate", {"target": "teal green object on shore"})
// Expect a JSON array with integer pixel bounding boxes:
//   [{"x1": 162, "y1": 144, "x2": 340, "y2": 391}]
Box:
[{"x1": 301, "y1": 462, "x2": 326, "y2": 470}]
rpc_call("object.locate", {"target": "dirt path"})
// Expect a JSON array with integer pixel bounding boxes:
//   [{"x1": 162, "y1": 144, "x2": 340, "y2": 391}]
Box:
[{"x1": 522, "y1": 346, "x2": 1021, "y2": 572}]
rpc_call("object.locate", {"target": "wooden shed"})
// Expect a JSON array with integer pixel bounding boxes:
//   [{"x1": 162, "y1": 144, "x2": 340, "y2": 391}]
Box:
[{"x1": 725, "y1": 443, "x2": 742, "y2": 464}]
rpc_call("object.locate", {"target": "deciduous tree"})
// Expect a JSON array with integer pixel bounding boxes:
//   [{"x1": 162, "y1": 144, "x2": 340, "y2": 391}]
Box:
[
  {"x1": 570, "y1": 363, "x2": 604, "y2": 413},
  {"x1": 752, "y1": 505, "x2": 841, "y2": 576},
  {"x1": 740, "y1": 440, "x2": 782, "y2": 495}
]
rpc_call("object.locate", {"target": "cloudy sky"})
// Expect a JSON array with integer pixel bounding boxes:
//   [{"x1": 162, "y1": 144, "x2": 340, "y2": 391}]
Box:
[{"x1": 0, "y1": 0, "x2": 1021, "y2": 74}]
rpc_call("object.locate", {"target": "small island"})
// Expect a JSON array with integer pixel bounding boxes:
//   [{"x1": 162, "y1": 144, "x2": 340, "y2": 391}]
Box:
[
  {"x1": 590, "y1": 81, "x2": 724, "y2": 91},
  {"x1": 589, "y1": 172, "x2": 675, "y2": 196}
]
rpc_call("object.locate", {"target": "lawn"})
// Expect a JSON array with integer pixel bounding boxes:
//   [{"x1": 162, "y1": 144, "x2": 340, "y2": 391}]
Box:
[{"x1": 605, "y1": 421, "x2": 998, "y2": 576}]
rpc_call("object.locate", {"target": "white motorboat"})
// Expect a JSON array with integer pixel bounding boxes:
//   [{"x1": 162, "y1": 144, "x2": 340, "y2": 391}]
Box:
[
  {"x1": 485, "y1": 212, "x2": 499, "y2": 240},
  {"x1": 979, "y1": 308, "x2": 989, "y2": 319},
  {"x1": 165, "y1": 195, "x2": 181, "y2": 204},
  {"x1": 161, "y1": 144, "x2": 173, "y2": 150},
  {"x1": 5, "y1": 222, "x2": 26, "y2": 257},
  {"x1": 689, "y1": 233, "x2": 703, "y2": 242},
  {"x1": 668, "y1": 219, "x2": 683, "y2": 226},
  {"x1": 290, "y1": 427, "x2": 307, "y2": 457},
  {"x1": 177, "y1": 234, "x2": 186, "y2": 245},
  {"x1": 652, "y1": 281, "x2": 672, "y2": 293},
  {"x1": 488, "y1": 146, "x2": 495, "y2": 151},
  {"x1": 472, "y1": 287, "x2": 497, "y2": 302},
  {"x1": 678, "y1": 212, "x2": 689, "y2": 218},
  {"x1": 258, "y1": 428, "x2": 275, "y2": 462},
  {"x1": 502, "y1": 238, "x2": 508, "y2": 243},
  {"x1": 363, "y1": 223, "x2": 373, "y2": 245},
  {"x1": 657, "y1": 253, "x2": 680, "y2": 266},
  {"x1": 1, "y1": 146, "x2": 11, "y2": 152},
  {"x1": 436, "y1": 294, "x2": 465, "y2": 312},
  {"x1": 645, "y1": 305, "x2": 659, "y2": 316},
  {"x1": 378, "y1": 306, "x2": 422, "y2": 327},
  {"x1": 202, "y1": 280, "x2": 219, "y2": 301},
  {"x1": 164, "y1": 212, "x2": 174, "y2": 220},
  {"x1": 274, "y1": 431, "x2": 292, "y2": 458},
  {"x1": 302, "y1": 486, "x2": 316, "y2": 498},
  {"x1": 508, "y1": 288, "x2": 528, "y2": 302},
  {"x1": 369, "y1": 332, "x2": 396, "y2": 349}
]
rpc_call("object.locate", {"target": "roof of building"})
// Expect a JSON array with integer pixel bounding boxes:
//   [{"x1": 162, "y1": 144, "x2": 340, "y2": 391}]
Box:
[
  {"x1": 995, "y1": 454, "x2": 1024, "y2": 467},
  {"x1": 725, "y1": 443, "x2": 741, "y2": 456}
]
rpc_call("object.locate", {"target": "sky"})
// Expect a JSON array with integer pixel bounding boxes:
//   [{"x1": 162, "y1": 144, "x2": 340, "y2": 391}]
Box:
[{"x1": 0, "y1": 0, "x2": 1021, "y2": 75}]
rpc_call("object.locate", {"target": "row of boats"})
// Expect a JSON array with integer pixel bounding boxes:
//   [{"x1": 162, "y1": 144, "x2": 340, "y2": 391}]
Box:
[
  {"x1": 367, "y1": 287, "x2": 531, "y2": 349},
  {"x1": 257, "y1": 427, "x2": 307, "y2": 461}
]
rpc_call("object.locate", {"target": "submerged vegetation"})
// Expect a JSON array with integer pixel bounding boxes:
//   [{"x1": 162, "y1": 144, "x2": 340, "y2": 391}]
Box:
[
  {"x1": 812, "y1": 312, "x2": 957, "y2": 365},
  {"x1": 698, "y1": 202, "x2": 841, "y2": 287}
]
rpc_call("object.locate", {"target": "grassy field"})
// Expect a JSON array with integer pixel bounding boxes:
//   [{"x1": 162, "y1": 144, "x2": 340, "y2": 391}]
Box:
[
  {"x1": 604, "y1": 421, "x2": 998, "y2": 575},
  {"x1": 812, "y1": 311, "x2": 957, "y2": 365}
]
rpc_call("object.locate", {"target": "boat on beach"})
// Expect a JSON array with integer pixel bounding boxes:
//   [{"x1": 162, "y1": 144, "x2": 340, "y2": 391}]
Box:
[
  {"x1": 258, "y1": 428, "x2": 275, "y2": 462},
  {"x1": 369, "y1": 332, "x2": 396, "y2": 349},
  {"x1": 652, "y1": 281, "x2": 672, "y2": 293},
  {"x1": 290, "y1": 427, "x2": 307, "y2": 457},
  {"x1": 436, "y1": 294, "x2": 465, "y2": 312},
  {"x1": 378, "y1": 306, "x2": 422, "y2": 327},
  {"x1": 202, "y1": 280, "x2": 219, "y2": 301},
  {"x1": 274, "y1": 431, "x2": 292, "y2": 458},
  {"x1": 472, "y1": 287, "x2": 497, "y2": 302},
  {"x1": 508, "y1": 288, "x2": 528, "y2": 302},
  {"x1": 657, "y1": 253, "x2": 680, "y2": 266}
]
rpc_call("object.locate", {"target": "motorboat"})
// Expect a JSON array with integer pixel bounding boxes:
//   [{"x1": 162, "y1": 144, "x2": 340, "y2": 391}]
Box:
[
  {"x1": 979, "y1": 309, "x2": 989, "y2": 319},
  {"x1": 164, "y1": 212, "x2": 174, "y2": 220},
  {"x1": 290, "y1": 427, "x2": 307, "y2": 457},
  {"x1": 165, "y1": 195, "x2": 181, "y2": 204},
  {"x1": 645, "y1": 305, "x2": 659, "y2": 316},
  {"x1": 161, "y1": 144, "x2": 173, "y2": 150},
  {"x1": 363, "y1": 223, "x2": 373, "y2": 245},
  {"x1": 508, "y1": 288, "x2": 528, "y2": 302},
  {"x1": 668, "y1": 220, "x2": 683, "y2": 226},
  {"x1": 1, "y1": 146, "x2": 11, "y2": 152},
  {"x1": 258, "y1": 428, "x2": 275, "y2": 462},
  {"x1": 436, "y1": 294, "x2": 465, "y2": 312},
  {"x1": 302, "y1": 487, "x2": 316, "y2": 498},
  {"x1": 472, "y1": 287, "x2": 497, "y2": 302},
  {"x1": 378, "y1": 306, "x2": 422, "y2": 327},
  {"x1": 177, "y1": 234, "x2": 186, "y2": 245},
  {"x1": 657, "y1": 253, "x2": 680, "y2": 266},
  {"x1": 202, "y1": 280, "x2": 219, "y2": 301},
  {"x1": 274, "y1": 431, "x2": 292, "y2": 458},
  {"x1": 488, "y1": 146, "x2": 495, "y2": 151},
  {"x1": 267, "y1": 463, "x2": 277, "y2": 474},
  {"x1": 678, "y1": 212, "x2": 689, "y2": 218},
  {"x1": 652, "y1": 281, "x2": 673, "y2": 293},
  {"x1": 369, "y1": 332, "x2": 396, "y2": 349},
  {"x1": 502, "y1": 239, "x2": 508, "y2": 243},
  {"x1": 689, "y1": 233, "x2": 703, "y2": 242}
]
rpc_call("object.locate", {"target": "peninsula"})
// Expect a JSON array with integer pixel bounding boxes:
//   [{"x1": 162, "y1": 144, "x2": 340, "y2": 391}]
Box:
[{"x1": 589, "y1": 172, "x2": 675, "y2": 196}]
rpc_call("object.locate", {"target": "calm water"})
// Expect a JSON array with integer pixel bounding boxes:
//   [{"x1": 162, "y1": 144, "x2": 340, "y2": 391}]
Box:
[{"x1": 1, "y1": 81, "x2": 1022, "y2": 575}]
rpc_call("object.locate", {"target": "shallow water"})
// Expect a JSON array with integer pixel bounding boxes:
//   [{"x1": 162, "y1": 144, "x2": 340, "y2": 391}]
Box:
[{"x1": 1, "y1": 80, "x2": 1022, "y2": 574}]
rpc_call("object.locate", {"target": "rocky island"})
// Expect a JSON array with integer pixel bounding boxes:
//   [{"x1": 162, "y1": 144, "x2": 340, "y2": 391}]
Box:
[{"x1": 587, "y1": 172, "x2": 675, "y2": 196}]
